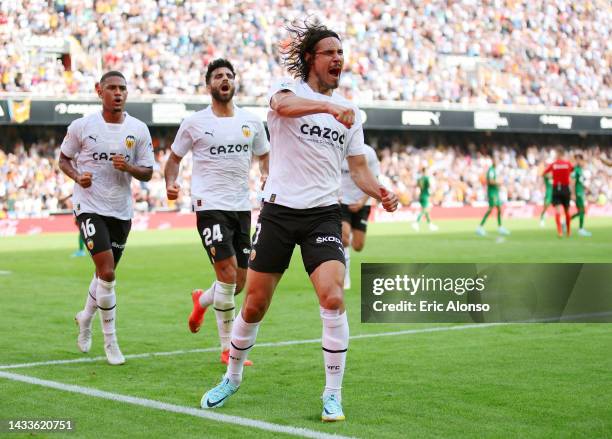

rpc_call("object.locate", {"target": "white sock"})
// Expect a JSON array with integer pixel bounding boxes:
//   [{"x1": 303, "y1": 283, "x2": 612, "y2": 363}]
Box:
[
  {"x1": 321, "y1": 307, "x2": 349, "y2": 402},
  {"x1": 344, "y1": 246, "x2": 350, "y2": 285},
  {"x1": 96, "y1": 279, "x2": 117, "y2": 343},
  {"x1": 213, "y1": 281, "x2": 236, "y2": 351},
  {"x1": 226, "y1": 311, "x2": 259, "y2": 386},
  {"x1": 82, "y1": 274, "x2": 98, "y2": 323},
  {"x1": 199, "y1": 280, "x2": 216, "y2": 308}
]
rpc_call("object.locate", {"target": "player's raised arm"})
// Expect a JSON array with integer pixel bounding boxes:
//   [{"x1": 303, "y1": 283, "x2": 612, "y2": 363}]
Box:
[{"x1": 270, "y1": 91, "x2": 354, "y2": 129}]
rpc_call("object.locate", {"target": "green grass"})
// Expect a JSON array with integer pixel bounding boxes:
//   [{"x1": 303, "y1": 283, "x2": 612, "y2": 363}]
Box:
[{"x1": 1, "y1": 218, "x2": 611, "y2": 438}]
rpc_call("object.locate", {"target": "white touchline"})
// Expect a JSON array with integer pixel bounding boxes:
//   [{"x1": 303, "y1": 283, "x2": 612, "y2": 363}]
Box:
[
  {"x1": 0, "y1": 323, "x2": 505, "y2": 370},
  {"x1": 0, "y1": 370, "x2": 355, "y2": 439}
]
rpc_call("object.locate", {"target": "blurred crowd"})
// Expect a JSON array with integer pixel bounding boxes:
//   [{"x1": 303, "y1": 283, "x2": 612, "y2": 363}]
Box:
[
  {"x1": 0, "y1": 0, "x2": 610, "y2": 108},
  {"x1": 1, "y1": 137, "x2": 609, "y2": 219}
]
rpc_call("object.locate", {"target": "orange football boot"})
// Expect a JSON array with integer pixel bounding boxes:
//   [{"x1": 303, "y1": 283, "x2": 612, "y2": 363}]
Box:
[{"x1": 188, "y1": 289, "x2": 208, "y2": 333}]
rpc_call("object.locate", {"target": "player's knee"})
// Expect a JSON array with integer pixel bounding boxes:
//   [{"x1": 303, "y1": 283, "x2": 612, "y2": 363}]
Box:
[
  {"x1": 217, "y1": 264, "x2": 237, "y2": 284},
  {"x1": 242, "y1": 299, "x2": 267, "y2": 322},
  {"x1": 97, "y1": 268, "x2": 115, "y2": 282},
  {"x1": 320, "y1": 294, "x2": 344, "y2": 311}
]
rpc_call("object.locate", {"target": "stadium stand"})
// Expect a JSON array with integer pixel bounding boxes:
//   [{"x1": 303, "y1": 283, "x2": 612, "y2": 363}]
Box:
[
  {"x1": 0, "y1": 0, "x2": 609, "y2": 108},
  {"x1": 1, "y1": 134, "x2": 609, "y2": 219}
]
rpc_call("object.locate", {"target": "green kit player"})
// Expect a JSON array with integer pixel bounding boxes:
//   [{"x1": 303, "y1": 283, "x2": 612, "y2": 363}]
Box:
[
  {"x1": 477, "y1": 156, "x2": 510, "y2": 236},
  {"x1": 71, "y1": 218, "x2": 87, "y2": 257},
  {"x1": 412, "y1": 166, "x2": 438, "y2": 232},
  {"x1": 571, "y1": 154, "x2": 591, "y2": 237},
  {"x1": 539, "y1": 173, "x2": 553, "y2": 227}
]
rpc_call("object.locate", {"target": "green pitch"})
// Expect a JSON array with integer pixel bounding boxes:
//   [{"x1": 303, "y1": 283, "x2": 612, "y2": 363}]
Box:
[{"x1": 1, "y1": 218, "x2": 611, "y2": 438}]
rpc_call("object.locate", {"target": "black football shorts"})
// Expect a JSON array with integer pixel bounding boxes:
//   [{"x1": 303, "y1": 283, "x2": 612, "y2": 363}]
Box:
[{"x1": 249, "y1": 202, "x2": 345, "y2": 275}]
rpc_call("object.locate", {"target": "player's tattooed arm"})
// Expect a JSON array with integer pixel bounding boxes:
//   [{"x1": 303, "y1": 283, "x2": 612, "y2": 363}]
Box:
[{"x1": 59, "y1": 152, "x2": 92, "y2": 188}]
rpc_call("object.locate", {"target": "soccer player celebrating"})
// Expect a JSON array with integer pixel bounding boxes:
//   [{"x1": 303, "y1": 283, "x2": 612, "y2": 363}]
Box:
[
  {"x1": 59, "y1": 71, "x2": 155, "y2": 365},
  {"x1": 412, "y1": 165, "x2": 438, "y2": 232},
  {"x1": 165, "y1": 59, "x2": 269, "y2": 365},
  {"x1": 542, "y1": 148, "x2": 574, "y2": 238},
  {"x1": 539, "y1": 172, "x2": 553, "y2": 227},
  {"x1": 476, "y1": 155, "x2": 510, "y2": 236},
  {"x1": 200, "y1": 20, "x2": 398, "y2": 421},
  {"x1": 571, "y1": 154, "x2": 592, "y2": 237},
  {"x1": 340, "y1": 143, "x2": 380, "y2": 289}
]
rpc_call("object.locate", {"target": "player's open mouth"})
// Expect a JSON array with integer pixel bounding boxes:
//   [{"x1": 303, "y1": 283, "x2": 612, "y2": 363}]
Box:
[
  {"x1": 221, "y1": 84, "x2": 230, "y2": 92},
  {"x1": 328, "y1": 68, "x2": 341, "y2": 78}
]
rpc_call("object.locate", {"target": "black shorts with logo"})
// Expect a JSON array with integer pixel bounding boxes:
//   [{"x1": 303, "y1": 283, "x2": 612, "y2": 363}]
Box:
[
  {"x1": 76, "y1": 213, "x2": 131, "y2": 263},
  {"x1": 552, "y1": 185, "x2": 571, "y2": 207},
  {"x1": 196, "y1": 210, "x2": 251, "y2": 268},
  {"x1": 340, "y1": 204, "x2": 371, "y2": 232},
  {"x1": 249, "y1": 202, "x2": 345, "y2": 275}
]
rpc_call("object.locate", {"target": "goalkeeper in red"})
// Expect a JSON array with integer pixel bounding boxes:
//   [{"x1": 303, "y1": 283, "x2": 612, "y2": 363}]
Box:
[{"x1": 542, "y1": 149, "x2": 573, "y2": 238}]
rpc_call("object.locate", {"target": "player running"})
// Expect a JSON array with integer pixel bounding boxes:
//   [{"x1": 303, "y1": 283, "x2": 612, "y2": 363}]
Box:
[
  {"x1": 165, "y1": 59, "x2": 269, "y2": 366},
  {"x1": 477, "y1": 156, "x2": 510, "y2": 236},
  {"x1": 59, "y1": 71, "x2": 155, "y2": 365},
  {"x1": 542, "y1": 148, "x2": 574, "y2": 238},
  {"x1": 412, "y1": 165, "x2": 438, "y2": 232},
  {"x1": 200, "y1": 20, "x2": 398, "y2": 421},
  {"x1": 340, "y1": 143, "x2": 380, "y2": 289},
  {"x1": 571, "y1": 154, "x2": 592, "y2": 237}
]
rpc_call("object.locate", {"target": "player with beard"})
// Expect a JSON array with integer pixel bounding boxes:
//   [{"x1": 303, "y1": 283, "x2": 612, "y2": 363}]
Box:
[
  {"x1": 165, "y1": 59, "x2": 269, "y2": 365},
  {"x1": 59, "y1": 71, "x2": 155, "y2": 365},
  {"x1": 200, "y1": 21, "x2": 399, "y2": 421}
]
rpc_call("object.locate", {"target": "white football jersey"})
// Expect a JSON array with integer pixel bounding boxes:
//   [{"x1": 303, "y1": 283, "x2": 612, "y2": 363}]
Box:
[
  {"x1": 263, "y1": 78, "x2": 366, "y2": 209},
  {"x1": 340, "y1": 144, "x2": 380, "y2": 205},
  {"x1": 171, "y1": 105, "x2": 269, "y2": 211},
  {"x1": 61, "y1": 111, "x2": 154, "y2": 220}
]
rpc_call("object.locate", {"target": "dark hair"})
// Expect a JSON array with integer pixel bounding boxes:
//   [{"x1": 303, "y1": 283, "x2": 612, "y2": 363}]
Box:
[
  {"x1": 575, "y1": 153, "x2": 583, "y2": 160},
  {"x1": 99, "y1": 71, "x2": 126, "y2": 84},
  {"x1": 205, "y1": 58, "x2": 236, "y2": 85},
  {"x1": 282, "y1": 18, "x2": 340, "y2": 81}
]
